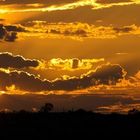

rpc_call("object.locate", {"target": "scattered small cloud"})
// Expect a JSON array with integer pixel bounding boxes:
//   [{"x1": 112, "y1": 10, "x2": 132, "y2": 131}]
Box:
[{"x1": 20, "y1": 22, "x2": 140, "y2": 40}]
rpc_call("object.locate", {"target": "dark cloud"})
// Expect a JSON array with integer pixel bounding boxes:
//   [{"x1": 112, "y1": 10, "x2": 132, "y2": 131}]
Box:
[
  {"x1": 49, "y1": 29, "x2": 61, "y2": 34},
  {"x1": 64, "y1": 29, "x2": 87, "y2": 37},
  {"x1": 4, "y1": 25, "x2": 27, "y2": 32},
  {"x1": 113, "y1": 26, "x2": 134, "y2": 33},
  {"x1": 0, "y1": 52, "x2": 39, "y2": 69},
  {"x1": 0, "y1": 24, "x2": 6, "y2": 39},
  {"x1": 4, "y1": 32, "x2": 18, "y2": 42},
  {"x1": 27, "y1": 22, "x2": 89, "y2": 38},
  {"x1": 0, "y1": 70, "x2": 51, "y2": 92},
  {"x1": 0, "y1": 64, "x2": 125, "y2": 92},
  {"x1": 97, "y1": 0, "x2": 131, "y2": 4},
  {"x1": 0, "y1": 24, "x2": 21, "y2": 42},
  {"x1": 72, "y1": 58, "x2": 79, "y2": 69},
  {"x1": 0, "y1": 0, "x2": 76, "y2": 5},
  {"x1": 49, "y1": 28, "x2": 87, "y2": 37},
  {"x1": 0, "y1": 19, "x2": 5, "y2": 21},
  {"x1": 0, "y1": 24, "x2": 27, "y2": 42},
  {"x1": 21, "y1": 5, "x2": 140, "y2": 26},
  {"x1": 52, "y1": 64, "x2": 125, "y2": 90}
]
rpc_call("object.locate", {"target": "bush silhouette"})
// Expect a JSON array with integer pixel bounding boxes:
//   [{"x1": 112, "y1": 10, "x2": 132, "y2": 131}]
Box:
[{"x1": 40, "y1": 103, "x2": 54, "y2": 113}]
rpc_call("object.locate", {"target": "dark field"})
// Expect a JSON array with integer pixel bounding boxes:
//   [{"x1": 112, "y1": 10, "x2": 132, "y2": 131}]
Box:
[{"x1": 0, "y1": 111, "x2": 140, "y2": 138}]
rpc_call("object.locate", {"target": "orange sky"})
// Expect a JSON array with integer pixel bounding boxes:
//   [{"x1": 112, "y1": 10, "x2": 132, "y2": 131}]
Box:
[{"x1": 0, "y1": 0, "x2": 140, "y2": 112}]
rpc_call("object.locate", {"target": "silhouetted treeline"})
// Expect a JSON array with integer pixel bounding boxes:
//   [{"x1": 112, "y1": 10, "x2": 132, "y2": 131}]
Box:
[{"x1": 0, "y1": 103, "x2": 139, "y2": 138}]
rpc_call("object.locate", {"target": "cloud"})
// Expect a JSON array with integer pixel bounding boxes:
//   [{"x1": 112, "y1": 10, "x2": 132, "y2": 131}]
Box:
[
  {"x1": 4, "y1": 25, "x2": 26, "y2": 32},
  {"x1": 113, "y1": 26, "x2": 134, "y2": 33},
  {"x1": 0, "y1": 0, "x2": 85, "y2": 13},
  {"x1": 130, "y1": 71, "x2": 140, "y2": 84},
  {"x1": 18, "y1": 4, "x2": 140, "y2": 26},
  {"x1": 0, "y1": 69, "x2": 51, "y2": 92},
  {"x1": 72, "y1": 58, "x2": 79, "y2": 69},
  {"x1": 0, "y1": 0, "x2": 76, "y2": 5},
  {"x1": 49, "y1": 28, "x2": 88, "y2": 37},
  {"x1": 4, "y1": 32, "x2": 18, "y2": 42},
  {"x1": 92, "y1": 0, "x2": 140, "y2": 10},
  {"x1": 1, "y1": 22, "x2": 139, "y2": 41},
  {"x1": 38, "y1": 58, "x2": 105, "y2": 71},
  {"x1": 97, "y1": 103, "x2": 140, "y2": 114},
  {"x1": 0, "y1": 19, "x2": 5, "y2": 21},
  {"x1": 0, "y1": 24, "x2": 27, "y2": 42},
  {"x1": 1, "y1": 0, "x2": 140, "y2": 14},
  {"x1": 135, "y1": 71, "x2": 140, "y2": 79},
  {"x1": 52, "y1": 64, "x2": 126, "y2": 90},
  {"x1": 0, "y1": 52, "x2": 39, "y2": 68},
  {"x1": 20, "y1": 22, "x2": 140, "y2": 40},
  {"x1": 0, "y1": 63, "x2": 126, "y2": 92},
  {"x1": 96, "y1": 0, "x2": 131, "y2": 4},
  {"x1": 26, "y1": 58, "x2": 105, "y2": 81},
  {"x1": 0, "y1": 24, "x2": 24, "y2": 42},
  {"x1": 0, "y1": 93, "x2": 140, "y2": 112},
  {"x1": 0, "y1": 24, "x2": 6, "y2": 39}
]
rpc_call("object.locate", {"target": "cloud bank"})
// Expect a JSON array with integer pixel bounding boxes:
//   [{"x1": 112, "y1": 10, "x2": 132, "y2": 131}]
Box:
[
  {"x1": 0, "y1": 63, "x2": 125, "y2": 92},
  {"x1": 21, "y1": 22, "x2": 140, "y2": 40}
]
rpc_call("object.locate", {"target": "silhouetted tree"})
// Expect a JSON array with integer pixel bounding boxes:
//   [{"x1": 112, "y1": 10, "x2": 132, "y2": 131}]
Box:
[
  {"x1": 40, "y1": 103, "x2": 54, "y2": 113},
  {"x1": 19, "y1": 109, "x2": 29, "y2": 114},
  {"x1": 75, "y1": 109, "x2": 87, "y2": 113}
]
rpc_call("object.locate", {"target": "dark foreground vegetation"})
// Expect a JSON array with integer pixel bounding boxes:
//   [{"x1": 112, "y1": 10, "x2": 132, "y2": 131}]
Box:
[{"x1": 0, "y1": 104, "x2": 140, "y2": 138}]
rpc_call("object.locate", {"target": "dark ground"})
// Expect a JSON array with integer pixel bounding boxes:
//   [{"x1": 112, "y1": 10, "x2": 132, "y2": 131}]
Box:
[{"x1": 0, "y1": 111, "x2": 140, "y2": 138}]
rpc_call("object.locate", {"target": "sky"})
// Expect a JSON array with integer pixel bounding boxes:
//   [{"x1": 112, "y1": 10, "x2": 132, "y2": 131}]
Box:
[{"x1": 0, "y1": 0, "x2": 140, "y2": 113}]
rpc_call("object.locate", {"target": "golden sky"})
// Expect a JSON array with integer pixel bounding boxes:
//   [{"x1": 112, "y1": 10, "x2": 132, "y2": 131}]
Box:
[{"x1": 0, "y1": 0, "x2": 140, "y2": 112}]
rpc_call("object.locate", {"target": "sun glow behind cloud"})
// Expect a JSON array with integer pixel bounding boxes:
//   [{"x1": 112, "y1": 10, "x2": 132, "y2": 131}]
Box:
[
  {"x1": 0, "y1": 52, "x2": 128, "y2": 93},
  {"x1": 36, "y1": 58, "x2": 105, "y2": 71}
]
